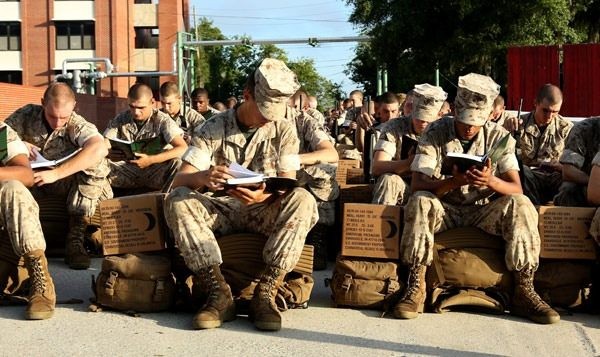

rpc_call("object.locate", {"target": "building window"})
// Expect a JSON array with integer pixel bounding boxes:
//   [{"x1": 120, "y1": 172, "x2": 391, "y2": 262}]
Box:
[
  {"x1": 134, "y1": 0, "x2": 158, "y2": 4},
  {"x1": 56, "y1": 21, "x2": 95, "y2": 50},
  {"x1": 135, "y1": 27, "x2": 159, "y2": 49},
  {"x1": 0, "y1": 22, "x2": 20, "y2": 51},
  {"x1": 0, "y1": 71, "x2": 22, "y2": 84}
]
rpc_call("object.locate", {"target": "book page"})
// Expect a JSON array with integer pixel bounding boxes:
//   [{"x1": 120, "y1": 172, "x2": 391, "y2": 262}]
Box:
[
  {"x1": 228, "y1": 162, "x2": 262, "y2": 179},
  {"x1": 109, "y1": 137, "x2": 134, "y2": 144},
  {"x1": 30, "y1": 152, "x2": 54, "y2": 169}
]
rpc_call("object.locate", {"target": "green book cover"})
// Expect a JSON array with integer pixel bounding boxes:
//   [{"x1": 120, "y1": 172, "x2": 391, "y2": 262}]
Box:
[
  {"x1": 110, "y1": 136, "x2": 162, "y2": 160},
  {"x1": 0, "y1": 125, "x2": 7, "y2": 163}
]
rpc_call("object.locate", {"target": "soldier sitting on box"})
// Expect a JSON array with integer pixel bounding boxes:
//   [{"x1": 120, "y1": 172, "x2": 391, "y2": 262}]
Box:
[
  {"x1": 371, "y1": 84, "x2": 446, "y2": 206},
  {"x1": 286, "y1": 90, "x2": 339, "y2": 270},
  {"x1": 0, "y1": 122, "x2": 55, "y2": 320},
  {"x1": 104, "y1": 83, "x2": 188, "y2": 192},
  {"x1": 164, "y1": 58, "x2": 318, "y2": 331},
  {"x1": 503, "y1": 84, "x2": 573, "y2": 205},
  {"x1": 159, "y1": 81, "x2": 205, "y2": 142},
  {"x1": 5, "y1": 83, "x2": 112, "y2": 270},
  {"x1": 553, "y1": 116, "x2": 600, "y2": 206},
  {"x1": 394, "y1": 73, "x2": 559, "y2": 324}
]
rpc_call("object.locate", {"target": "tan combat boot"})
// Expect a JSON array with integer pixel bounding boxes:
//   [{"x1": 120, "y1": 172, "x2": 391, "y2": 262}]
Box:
[
  {"x1": 249, "y1": 266, "x2": 287, "y2": 331},
  {"x1": 512, "y1": 267, "x2": 560, "y2": 324},
  {"x1": 24, "y1": 250, "x2": 56, "y2": 320},
  {"x1": 393, "y1": 264, "x2": 427, "y2": 319},
  {"x1": 192, "y1": 265, "x2": 236, "y2": 329},
  {"x1": 65, "y1": 216, "x2": 90, "y2": 270}
]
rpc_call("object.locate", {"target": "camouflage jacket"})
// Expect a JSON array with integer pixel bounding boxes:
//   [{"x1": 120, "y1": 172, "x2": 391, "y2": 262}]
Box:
[
  {"x1": 559, "y1": 117, "x2": 600, "y2": 175},
  {"x1": 162, "y1": 106, "x2": 205, "y2": 134},
  {"x1": 517, "y1": 112, "x2": 573, "y2": 167},
  {"x1": 104, "y1": 109, "x2": 183, "y2": 147},
  {"x1": 374, "y1": 115, "x2": 419, "y2": 160},
  {"x1": 0, "y1": 121, "x2": 28, "y2": 166}
]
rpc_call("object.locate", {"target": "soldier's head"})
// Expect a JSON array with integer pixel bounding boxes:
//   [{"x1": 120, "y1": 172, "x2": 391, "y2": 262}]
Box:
[
  {"x1": 410, "y1": 83, "x2": 447, "y2": 135},
  {"x1": 349, "y1": 90, "x2": 364, "y2": 108},
  {"x1": 127, "y1": 83, "x2": 155, "y2": 122},
  {"x1": 225, "y1": 96, "x2": 237, "y2": 109},
  {"x1": 159, "y1": 81, "x2": 181, "y2": 118},
  {"x1": 439, "y1": 101, "x2": 451, "y2": 117},
  {"x1": 190, "y1": 87, "x2": 210, "y2": 113},
  {"x1": 42, "y1": 82, "x2": 76, "y2": 130},
  {"x1": 376, "y1": 91, "x2": 400, "y2": 123},
  {"x1": 402, "y1": 90, "x2": 415, "y2": 116},
  {"x1": 239, "y1": 58, "x2": 300, "y2": 128},
  {"x1": 289, "y1": 89, "x2": 309, "y2": 110},
  {"x1": 308, "y1": 95, "x2": 318, "y2": 109},
  {"x1": 488, "y1": 95, "x2": 505, "y2": 122},
  {"x1": 454, "y1": 73, "x2": 500, "y2": 140},
  {"x1": 534, "y1": 84, "x2": 562, "y2": 126}
]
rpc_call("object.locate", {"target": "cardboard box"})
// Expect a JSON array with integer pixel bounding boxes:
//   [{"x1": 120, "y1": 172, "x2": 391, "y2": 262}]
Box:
[
  {"x1": 335, "y1": 159, "x2": 361, "y2": 186},
  {"x1": 100, "y1": 193, "x2": 167, "y2": 255},
  {"x1": 341, "y1": 203, "x2": 401, "y2": 259},
  {"x1": 339, "y1": 183, "x2": 373, "y2": 205},
  {"x1": 346, "y1": 167, "x2": 365, "y2": 184},
  {"x1": 538, "y1": 206, "x2": 597, "y2": 260}
]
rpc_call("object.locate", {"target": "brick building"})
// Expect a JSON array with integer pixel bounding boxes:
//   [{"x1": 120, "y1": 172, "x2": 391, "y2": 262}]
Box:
[{"x1": 0, "y1": 0, "x2": 190, "y2": 97}]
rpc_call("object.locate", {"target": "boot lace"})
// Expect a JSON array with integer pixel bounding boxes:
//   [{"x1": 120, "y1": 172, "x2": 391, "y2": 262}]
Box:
[
  {"x1": 520, "y1": 269, "x2": 548, "y2": 309},
  {"x1": 402, "y1": 266, "x2": 422, "y2": 300},
  {"x1": 29, "y1": 257, "x2": 47, "y2": 294}
]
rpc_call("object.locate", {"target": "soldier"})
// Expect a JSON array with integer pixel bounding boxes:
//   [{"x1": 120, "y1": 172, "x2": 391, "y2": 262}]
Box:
[
  {"x1": 554, "y1": 117, "x2": 600, "y2": 206},
  {"x1": 5, "y1": 83, "x2": 111, "y2": 270},
  {"x1": 489, "y1": 95, "x2": 512, "y2": 126},
  {"x1": 371, "y1": 84, "x2": 447, "y2": 205},
  {"x1": 287, "y1": 90, "x2": 339, "y2": 270},
  {"x1": 190, "y1": 87, "x2": 221, "y2": 120},
  {"x1": 159, "y1": 81, "x2": 205, "y2": 141},
  {"x1": 164, "y1": 58, "x2": 318, "y2": 331},
  {"x1": 588, "y1": 151, "x2": 600, "y2": 244},
  {"x1": 394, "y1": 73, "x2": 559, "y2": 324},
  {"x1": 355, "y1": 92, "x2": 401, "y2": 153},
  {"x1": 503, "y1": 85, "x2": 572, "y2": 205},
  {"x1": 0, "y1": 122, "x2": 55, "y2": 319},
  {"x1": 104, "y1": 83, "x2": 188, "y2": 192}
]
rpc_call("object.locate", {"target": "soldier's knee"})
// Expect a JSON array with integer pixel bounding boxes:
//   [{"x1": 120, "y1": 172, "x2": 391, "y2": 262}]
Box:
[
  {"x1": 165, "y1": 186, "x2": 195, "y2": 213},
  {"x1": 0, "y1": 179, "x2": 30, "y2": 196},
  {"x1": 286, "y1": 187, "x2": 317, "y2": 210}
]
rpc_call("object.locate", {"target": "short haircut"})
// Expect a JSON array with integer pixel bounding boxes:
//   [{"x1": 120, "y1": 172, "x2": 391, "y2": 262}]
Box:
[
  {"x1": 536, "y1": 84, "x2": 563, "y2": 105},
  {"x1": 191, "y1": 87, "x2": 209, "y2": 98},
  {"x1": 396, "y1": 93, "x2": 407, "y2": 106},
  {"x1": 159, "y1": 81, "x2": 179, "y2": 97},
  {"x1": 349, "y1": 89, "x2": 364, "y2": 101},
  {"x1": 43, "y1": 82, "x2": 75, "y2": 103},
  {"x1": 292, "y1": 90, "x2": 309, "y2": 105},
  {"x1": 379, "y1": 91, "x2": 399, "y2": 105},
  {"x1": 128, "y1": 83, "x2": 154, "y2": 100},
  {"x1": 493, "y1": 95, "x2": 505, "y2": 108},
  {"x1": 226, "y1": 96, "x2": 238, "y2": 105}
]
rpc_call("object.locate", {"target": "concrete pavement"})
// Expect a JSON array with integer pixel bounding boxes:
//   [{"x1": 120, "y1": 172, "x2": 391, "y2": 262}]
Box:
[{"x1": 1, "y1": 258, "x2": 599, "y2": 356}]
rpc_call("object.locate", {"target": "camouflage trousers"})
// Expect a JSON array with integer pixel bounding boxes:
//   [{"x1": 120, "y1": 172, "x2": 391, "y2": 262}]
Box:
[
  {"x1": 31, "y1": 171, "x2": 112, "y2": 217},
  {"x1": 108, "y1": 159, "x2": 181, "y2": 191},
  {"x1": 522, "y1": 166, "x2": 563, "y2": 205},
  {"x1": 298, "y1": 163, "x2": 339, "y2": 226},
  {"x1": 553, "y1": 182, "x2": 588, "y2": 207},
  {"x1": 591, "y1": 208, "x2": 600, "y2": 245},
  {"x1": 165, "y1": 187, "x2": 319, "y2": 273},
  {"x1": 0, "y1": 180, "x2": 46, "y2": 256},
  {"x1": 401, "y1": 191, "x2": 540, "y2": 271},
  {"x1": 372, "y1": 173, "x2": 410, "y2": 206}
]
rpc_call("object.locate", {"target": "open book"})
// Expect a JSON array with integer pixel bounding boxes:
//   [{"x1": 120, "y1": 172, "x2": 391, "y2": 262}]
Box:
[
  {"x1": 109, "y1": 136, "x2": 162, "y2": 160},
  {"x1": 400, "y1": 135, "x2": 418, "y2": 160},
  {"x1": 31, "y1": 149, "x2": 81, "y2": 169},
  {"x1": 0, "y1": 125, "x2": 7, "y2": 162},
  {"x1": 441, "y1": 134, "x2": 511, "y2": 175},
  {"x1": 225, "y1": 162, "x2": 298, "y2": 193}
]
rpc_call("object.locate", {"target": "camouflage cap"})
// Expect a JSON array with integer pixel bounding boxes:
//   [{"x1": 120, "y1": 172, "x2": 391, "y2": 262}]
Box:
[
  {"x1": 254, "y1": 58, "x2": 301, "y2": 121},
  {"x1": 454, "y1": 73, "x2": 500, "y2": 126},
  {"x1": 411, "y1": 83, "x2": 447, "y2": 122}
]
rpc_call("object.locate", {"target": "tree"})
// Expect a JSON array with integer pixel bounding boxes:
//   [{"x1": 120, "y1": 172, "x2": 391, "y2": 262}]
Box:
[{"x1": 345, "y1": 0, "x2": 589, "y2": 98}]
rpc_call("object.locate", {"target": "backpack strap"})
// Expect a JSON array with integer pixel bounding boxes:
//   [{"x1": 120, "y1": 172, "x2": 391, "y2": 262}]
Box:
[
  {"x1": 103, "y1": 271, "x2": 118, "y2": 297},
  {"x1": 153, "y1": 279, "x2": 166, "y2": 303}
]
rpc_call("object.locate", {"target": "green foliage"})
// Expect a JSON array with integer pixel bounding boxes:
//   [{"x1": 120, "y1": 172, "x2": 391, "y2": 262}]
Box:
[
  {"x1": 191, "y1": 18, "x2": 341, "y2": 109},
  {"x1": 345, "y1": 0, "x2": 593, "y2": 98}
]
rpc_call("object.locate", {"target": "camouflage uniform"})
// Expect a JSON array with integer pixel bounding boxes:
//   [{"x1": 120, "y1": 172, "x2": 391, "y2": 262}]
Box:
[
  {"x1": 372, "y1": 116, "x2": 418, "y2": 205},
  {"x1": 590, "y1": 152, "x2": 600, "y2": 244},
  {"x1": 5, "y1": 104, "x2": 112, "y2": 217},
  {"x1": 164, "y1": 109, "x2": 319, "y2": 273},
  {"x1": 0, "y1": 123, "x2": 46, "y2": 256},
  {"x1": 104, "y1": 109, "x2": 184, "y2": 190},
  {"x1": 493, "y1": 110, "x2": 513, "y2": 127},
  {"x1": 515, "y1": 112, "x2": 573, "y2": 205},
  {"x1": 162, "y1": 105, "x2": 205, "y2": 138},
  {"x1": 555, "y1": 117, "x2": 600, "y2": 206},
  {"x1": 200, "y1": 107, "x2": 221, "y2": 120},
  {"x1": 402, "y1": 117, "x2": 540, "y2": 271},
  {"x1": 287, "y1": 107, "x2": 338, "y2": 226},
  {"x1": 305, "y1": 107, "x2": 326, "y2": 127}
]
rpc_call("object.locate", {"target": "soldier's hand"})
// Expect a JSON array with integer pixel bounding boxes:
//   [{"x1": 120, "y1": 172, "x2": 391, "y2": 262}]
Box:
[
  {"x1": 357, "y1": 112, "x2": 375, "y2": 130},
  {"x1": 466, "y1": 158, "x2": 492, "y2": 187},
  {"x1": 107, "y1": 149, "x2": 127, "y2": 162},
  {"x1": 206, "y1": 165, "x2": 232, "y2": 191},
  {"x1": 131, "y1": 153, "x2": 154, "y2": 169},
  {"x1": 451, "y1": 165, "x2": 469, "y2": 186},
  {"x1": 503, "y1": 116, "x2": 522, "y2": 133},
  {"x1": 24, "y1": 142, "x2": 41, "y2": 161},
  {"x1": 227, "y1": 182, "x2": 272, "y2": 205},
  {"x1": 33, "y1": 169, "x2": 60, "y2": 186}
]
